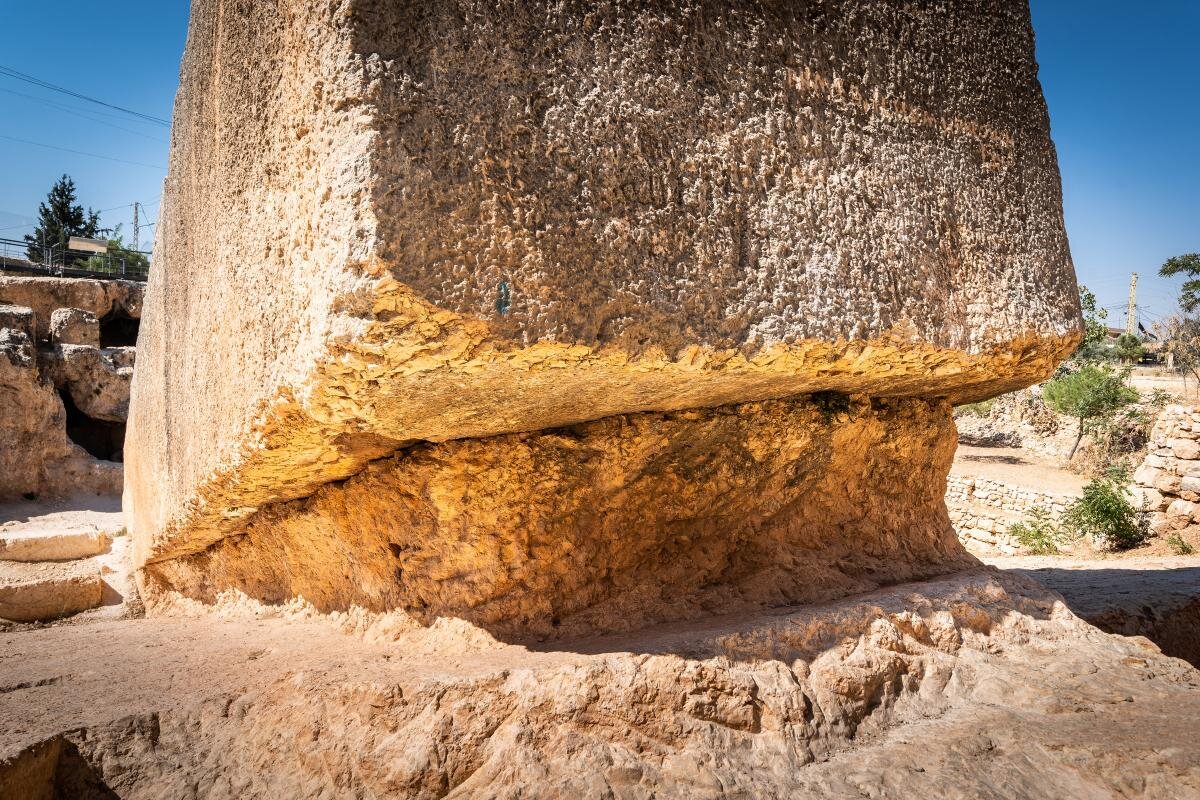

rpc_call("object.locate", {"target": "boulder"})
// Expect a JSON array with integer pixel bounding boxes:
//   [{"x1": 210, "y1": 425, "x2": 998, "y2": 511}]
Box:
[
  {"x1": 127, "y1": 0, "x2": 1079, "y2": 634},
  {"x1": 40, "y1": 345, "x2": 135, "y2": 423},
  {"x1": 48, "y1": 308, "x2": 100, "y2": 347}
]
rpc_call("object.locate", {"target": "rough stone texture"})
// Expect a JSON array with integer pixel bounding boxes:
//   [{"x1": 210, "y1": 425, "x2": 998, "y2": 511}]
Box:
[
  {"x1": 0, "y1": 278, "x2": 141, "y2": 344},
  {"x1": 47, "y1": 308, "x2": 99, "y2": 348},
  {"x1": 127, "y1": 0, "x2": 1081, "y2": 572},
  {"x1": 0, "y1": 305, "x2": 34, "y2": 342},
  {"x1": 995, "y1": 555, "x2": 1200, "y2": 669},
  {"x1": 39, "y1": 345, "x2": 135, "y2": 423},
  {"x1": 0, "y1": 330, "x2": 118, "y2": 500},
  {"x1": 1, "y1": 570, "x2": 1199, "y2": 798},
  {"x1": 1132, "y1": 405, "x2": 1200, "y2": 544},
  {"x1": 0, "y1": 561, "x2": 103, "y2": 623},
  {"x1": 0, "y1": 281, "x2": 139, "y2": 501},
  {"x1": 144, "y1": 396, "x2": 973, "y2": 640}
]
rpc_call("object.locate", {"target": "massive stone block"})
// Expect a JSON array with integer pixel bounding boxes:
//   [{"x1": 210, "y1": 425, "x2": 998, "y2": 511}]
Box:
[{"x1": 127, "y1": 0, "x2": 1080, "y2": 629}]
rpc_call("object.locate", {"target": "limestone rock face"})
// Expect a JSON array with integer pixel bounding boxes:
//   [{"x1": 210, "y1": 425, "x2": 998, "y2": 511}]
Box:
[
  {"x1": 0, "y1": 280, "x2": 141, "y2": 501},
  {"x1": 0, "y1": 278, "x2": 141, "y2": 343},
  {"x1": 48, "y1": 308, "x2": 99, "y2": 348},
  {"x1": 0, "y1": 329, "x2": 118, "y2": 500},
  {"x1": 3, "y1": 570, "x2": 1200, "y2": 798},
  {"x1": 128, "y1": 0, "x2": 1080, "y2": 631},
  {"x1": 40, "y1": 345, "x2": 135, "y2": 424}
]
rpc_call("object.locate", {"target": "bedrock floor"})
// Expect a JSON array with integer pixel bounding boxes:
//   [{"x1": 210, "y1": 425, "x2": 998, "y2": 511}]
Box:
[{"x1": 1, "y1": 566, "x2": 1198, "y2": 799}]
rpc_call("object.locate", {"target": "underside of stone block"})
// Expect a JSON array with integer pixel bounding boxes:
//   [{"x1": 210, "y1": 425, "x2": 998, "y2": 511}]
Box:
[
  {"x1": 127, "y1": 0, "x2": 1080, "y2": 634},
  {"x1": 142, "y1": 395, "x2": 971, "y2": 639}
]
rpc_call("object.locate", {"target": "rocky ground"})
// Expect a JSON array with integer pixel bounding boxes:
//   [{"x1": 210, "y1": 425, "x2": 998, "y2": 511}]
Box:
[
  {"x1": 0, "y1": 496, "x2": 136, "y2": 628},
  {"x1": 1, "y1": 561, "x2": 1198, "y2": 798}
]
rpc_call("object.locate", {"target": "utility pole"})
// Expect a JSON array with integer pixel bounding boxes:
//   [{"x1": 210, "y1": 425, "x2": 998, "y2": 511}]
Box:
[
  {"x1": 132, "y1": 202, "x2": 140, "y2": 253},
  {"x1": 1126, "y1": 272, "x2": 1139, "y2": 335}
]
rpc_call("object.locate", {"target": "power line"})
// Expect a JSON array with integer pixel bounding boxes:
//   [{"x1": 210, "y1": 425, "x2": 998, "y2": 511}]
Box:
[
  {"x1": 0, "y1": 65, "x2": 170, "y2": 126},
  {"x1": 0, "y1": 133, "x2": 165, "y2": 170},
  {"x1": 0, "y1": 87, "x2": 168, "y2": 143}
]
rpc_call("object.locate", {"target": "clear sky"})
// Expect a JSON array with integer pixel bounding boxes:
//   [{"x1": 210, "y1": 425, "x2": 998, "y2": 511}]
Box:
[{"x1": 0, "y1": 2, "x2": 1196, "y2": 330}]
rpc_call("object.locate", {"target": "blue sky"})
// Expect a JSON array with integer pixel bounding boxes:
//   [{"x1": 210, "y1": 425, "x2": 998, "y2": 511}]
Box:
[{"x1": 0, "y1": 2, "x2": 1196, "y2": 330}]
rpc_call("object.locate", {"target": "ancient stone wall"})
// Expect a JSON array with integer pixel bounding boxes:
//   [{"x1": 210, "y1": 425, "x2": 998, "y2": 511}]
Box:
[
  {"x1": 0, "y1": 278, "x2": 143, "y2": 500},
  {"x1": 946, "y1": 475, "x2": 1076, "y2": 554},
  {"x1": 128, "y1": 0, "x2": 1080, "y2": 637},
  {"x1": 1132, "y1": 405, "x2": 1200, "y2": 537}
]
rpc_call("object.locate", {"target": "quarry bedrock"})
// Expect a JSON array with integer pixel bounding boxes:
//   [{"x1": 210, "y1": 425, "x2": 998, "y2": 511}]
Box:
[{"x1": 126, "y1": 0, "x2": 1082, "y2": 621}]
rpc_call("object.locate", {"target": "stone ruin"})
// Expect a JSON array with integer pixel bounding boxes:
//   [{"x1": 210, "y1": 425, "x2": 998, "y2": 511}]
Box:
[
  {"x1": 0, "y1": 277, "x2": 143, "y2": 501},
  {"x1": 126, "y1": 0, "x2": 1081, "y2": 640},
  {"x1": 1133, "y1": 405, "x2": 1200, "y2": 541}
]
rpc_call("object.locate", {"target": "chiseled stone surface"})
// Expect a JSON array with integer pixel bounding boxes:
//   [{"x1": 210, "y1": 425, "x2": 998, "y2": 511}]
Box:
[
  {"x1": 128, "y1": 0, "x2": 1080, "y2": 576},
  {"x1": 143, "y1": 396, "x2": 973, "y2": 639}
]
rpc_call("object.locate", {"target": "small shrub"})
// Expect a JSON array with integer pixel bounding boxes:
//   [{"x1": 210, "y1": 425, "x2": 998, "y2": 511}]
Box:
[
  {"x1": 1008, "y1": 508, "x2": 1065, "y2": 554},
  {"x1": 955, "y1": 399, "x2": 996, "y2": 418},
  {"x1": 1167, "y1": 533, "x2": 1196, "y2": 556},
  {"x1": 1061, "y1": 464, "x2": 1149, "y2": 550}
]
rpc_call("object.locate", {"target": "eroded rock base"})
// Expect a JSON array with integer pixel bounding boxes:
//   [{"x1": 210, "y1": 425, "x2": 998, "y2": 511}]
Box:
[
  {"x1": 142, "y1": 395, "x2": 974, "y2": 639},
  {"x1": 2, "y1": 569, "x2": 1198, "y2": 799}
]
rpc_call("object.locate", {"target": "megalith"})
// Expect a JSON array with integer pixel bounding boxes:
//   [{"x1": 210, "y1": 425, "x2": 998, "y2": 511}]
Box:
[{"x1": 127, "y1": 0, "x2": 1080, "y2": 636}]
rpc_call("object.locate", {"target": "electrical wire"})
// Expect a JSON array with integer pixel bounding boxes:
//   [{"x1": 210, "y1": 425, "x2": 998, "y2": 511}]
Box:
[
  {"x1": 0, "y1": 133, "x2": 165, "y2": 170},
  {"x1": 0, "y1": 87, "x2": 169, "y2": 143},
  {"x1": 0, "y1": 65, "x2": 170, "y2": 126}
]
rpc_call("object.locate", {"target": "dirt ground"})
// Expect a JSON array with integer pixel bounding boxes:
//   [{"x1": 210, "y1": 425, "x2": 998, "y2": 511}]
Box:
[{"x1": 952, "y1": 444, "x2": 1086, "y2": 495}]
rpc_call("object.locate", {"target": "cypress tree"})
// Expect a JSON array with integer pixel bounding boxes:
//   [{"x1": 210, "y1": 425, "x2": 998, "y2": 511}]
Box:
[{"x1": 23, "y1": 174, "x2": 101, "y2": 264}]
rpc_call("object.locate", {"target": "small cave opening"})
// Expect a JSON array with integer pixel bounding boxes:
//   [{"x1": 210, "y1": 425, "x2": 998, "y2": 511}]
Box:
[
  {"x1": 59, "y1": 389, "x2": 126, "y2": 462},
  {"x1": 99, "y1": 310, "x2": 140, "y2": 348}
]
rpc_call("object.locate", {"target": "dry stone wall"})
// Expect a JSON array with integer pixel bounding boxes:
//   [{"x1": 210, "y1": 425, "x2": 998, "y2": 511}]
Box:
[
  {"x1": 128, "y1": 0, "x2": 1080, "y2": 638},
  {"x1": 946, "y1": 475, "x2": 1075, "y2": 554},
  {"x1": 1132, "y1": 405, "x2": 1200, "y2": 536}
]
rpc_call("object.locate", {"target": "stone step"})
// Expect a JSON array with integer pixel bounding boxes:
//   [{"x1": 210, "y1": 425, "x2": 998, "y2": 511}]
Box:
[
  {"x1": 0, "y1": 530, "x2": 110, "y2": 563},
  {"x1": 0, "y1": 562, "x2": 104, "y2": 623}
]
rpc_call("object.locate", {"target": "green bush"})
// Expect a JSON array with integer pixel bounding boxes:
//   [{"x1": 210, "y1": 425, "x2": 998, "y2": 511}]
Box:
[
  {"x1": 1061, "y1": 465, "x2": 1148, "y2": 551},
  {"x1": 1167, "y1": 533, "x2": 1196, "y2": 556},
  {"x1": 955, "y1": 399, "x2": 996, "y2": 418},
  {"x1": 1008, "y1": 508, "x2": 1065, "y2": 554}
]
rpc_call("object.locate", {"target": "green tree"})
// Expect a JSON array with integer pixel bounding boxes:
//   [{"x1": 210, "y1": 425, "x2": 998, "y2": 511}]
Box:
[
  {"x1": 1161, "y1": 314, "x2": 1200, "y2": 392},
  {"x1": 1072, "y1": 284, "x2": 1110, "y2": 363},
  {"x1": 22, "y1": 174, "x2": 100, "y2": 264},
  {"x1": 1159, "y1": 253, "x2": 1200, "y2": 312},
  {"x1": 72, "y1": 225, "x2": 149, "y2": 276},
  {"x1": 1043, "y1": 364, "x2": 1138, "y2": 460},
  {"x1": 1113, "y1": 332, "x2": 1145, "y2": 364}
]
